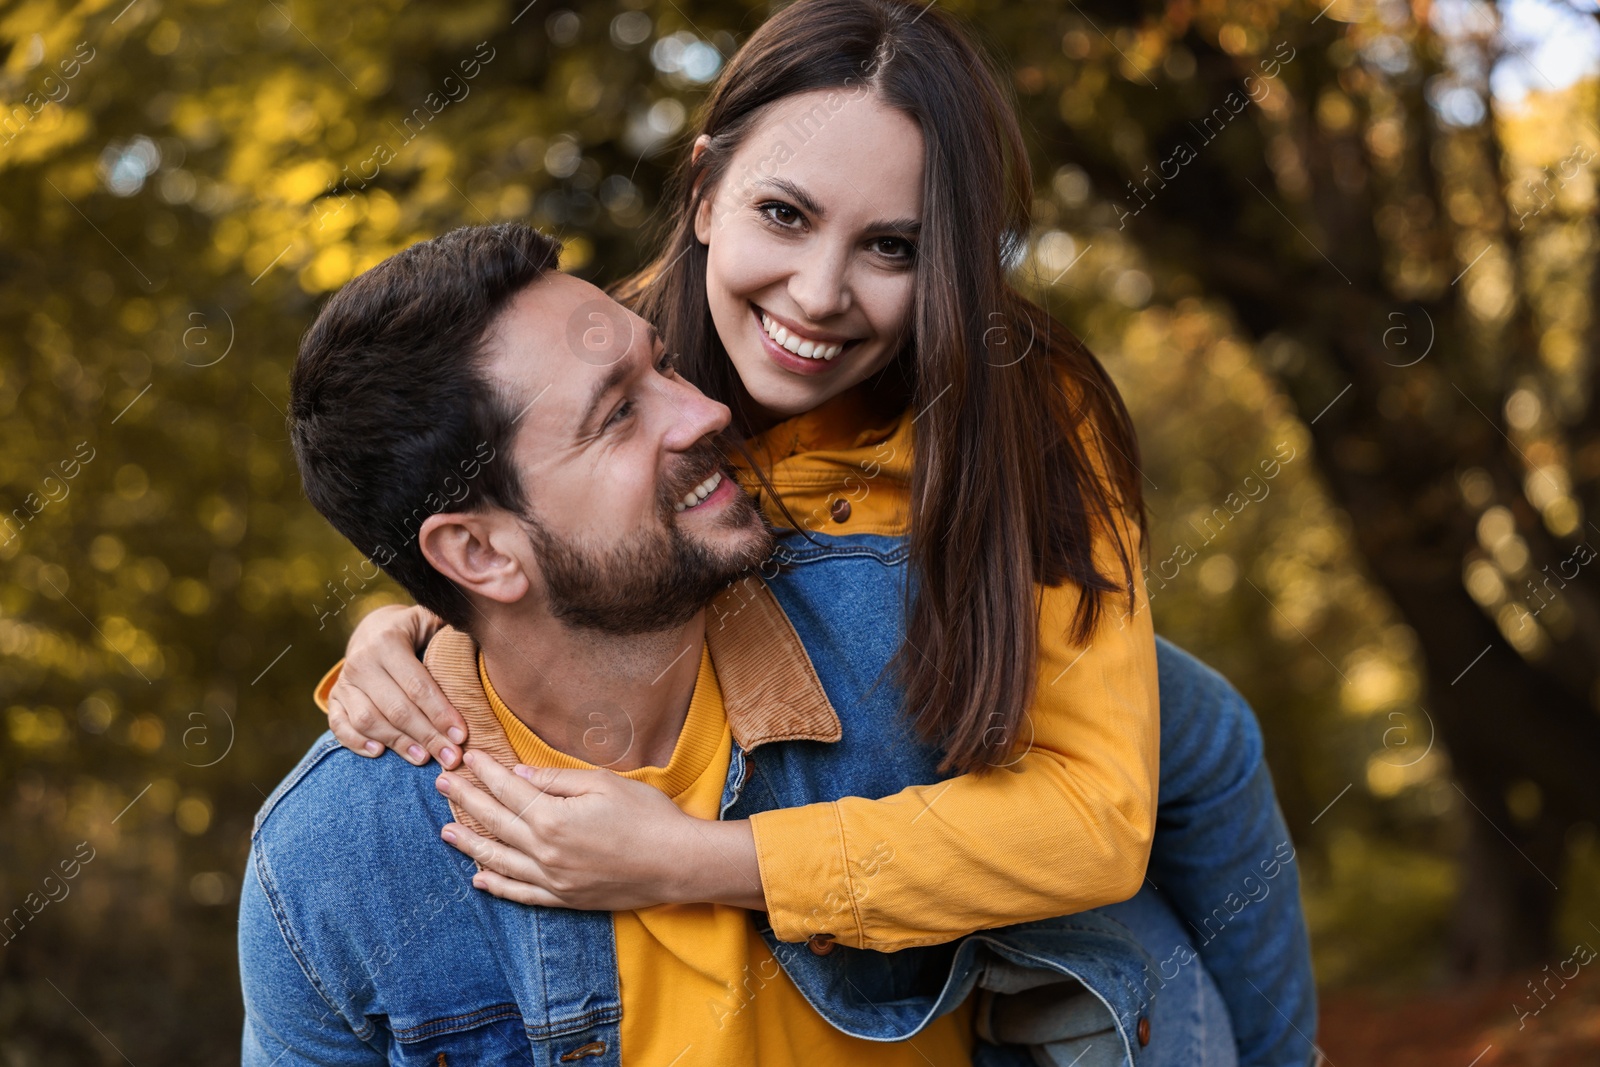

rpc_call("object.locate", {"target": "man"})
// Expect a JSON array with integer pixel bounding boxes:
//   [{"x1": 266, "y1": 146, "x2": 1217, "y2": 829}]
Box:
[{"x1": 243, "y1": 223, "x2": 1311, "y2": 1065}]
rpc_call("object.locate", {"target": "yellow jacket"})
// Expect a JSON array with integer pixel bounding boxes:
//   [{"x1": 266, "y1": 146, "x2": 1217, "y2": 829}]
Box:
[{"x1": 736, "y1": 384, "x2": 1159, "y2": 951}]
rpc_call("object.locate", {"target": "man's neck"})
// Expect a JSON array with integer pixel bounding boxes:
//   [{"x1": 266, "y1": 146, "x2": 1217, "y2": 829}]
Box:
[{"x1": 474, "y1": 609, "x2": 706, "y2": 772}]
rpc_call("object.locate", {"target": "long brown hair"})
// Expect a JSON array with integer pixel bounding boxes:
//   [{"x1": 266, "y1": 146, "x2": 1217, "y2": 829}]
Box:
[{"x1": 616, "y1": 0, "x2": 1147, "y2": 772}]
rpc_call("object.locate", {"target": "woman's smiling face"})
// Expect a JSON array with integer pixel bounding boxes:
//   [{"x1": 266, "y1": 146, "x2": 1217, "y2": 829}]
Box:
[{"x1": 693, "y1": 89, "x2": 925, "y2": 425}]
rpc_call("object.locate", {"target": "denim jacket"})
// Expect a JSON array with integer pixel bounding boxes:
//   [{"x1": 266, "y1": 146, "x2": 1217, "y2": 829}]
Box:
[{"x1": 241, "y1": 531, "x2": 1315, "y2": 1066}]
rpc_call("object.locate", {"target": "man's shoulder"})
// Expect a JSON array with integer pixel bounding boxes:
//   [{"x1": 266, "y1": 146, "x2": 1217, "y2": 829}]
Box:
[
  {"x1": 250, "y1": 729, "x2": 454, "y2": 877},
  {"x1": 243, "y1": 729, "x2": 515, "y2": 1035},
  {"x1": 250, "y1": 730, "x2": 347, "y2": 837}
]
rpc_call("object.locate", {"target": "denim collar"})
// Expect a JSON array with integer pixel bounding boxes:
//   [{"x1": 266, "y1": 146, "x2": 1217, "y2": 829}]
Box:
[{"x1": 422, "y1": 578, "x2": 842, "y2": 841}]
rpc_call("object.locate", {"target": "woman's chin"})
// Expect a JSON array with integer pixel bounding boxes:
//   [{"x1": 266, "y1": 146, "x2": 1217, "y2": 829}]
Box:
[
  {"x1": 745, "y1": 377, "x2": 839, "y2": 423},
  {"x1": 725, "y1": 355, "x2": 830, "y2": 421}
]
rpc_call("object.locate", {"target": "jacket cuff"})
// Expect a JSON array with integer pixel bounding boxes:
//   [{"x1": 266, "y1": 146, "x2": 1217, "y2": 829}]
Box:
[{"x1": 750, "y1": 802, "x2": 862, "y2": 946}]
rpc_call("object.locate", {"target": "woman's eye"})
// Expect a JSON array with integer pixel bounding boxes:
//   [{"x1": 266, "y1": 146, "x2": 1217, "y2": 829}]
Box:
[
  {"x1": 871, "y1": 236, "x2": 915, "y2": 262},
  {"x1": 758, "y1": 201, "x2": 803, "y2": 228}
]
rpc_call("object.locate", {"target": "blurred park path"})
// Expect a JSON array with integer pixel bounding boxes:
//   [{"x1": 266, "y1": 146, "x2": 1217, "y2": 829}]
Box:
[{"x1": 1322, "y1": 960, "x2": 1600, "y2": 1066}]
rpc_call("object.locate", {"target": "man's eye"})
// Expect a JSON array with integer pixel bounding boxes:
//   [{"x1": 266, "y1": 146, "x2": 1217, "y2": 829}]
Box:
[
  {"x1": 605, "y1": 399, "x2": 634, "y2": 429},
  {"x1": 657, "y1": 351, "x2": 680, "y2": 375}
]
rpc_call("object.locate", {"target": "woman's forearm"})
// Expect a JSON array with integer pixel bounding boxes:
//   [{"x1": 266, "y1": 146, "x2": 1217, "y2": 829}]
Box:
[
  {"x1": 751, "y1": 544, "x2": 1160, "y2": 952},
  {"x1": 679, "y1": 817, "x2": 766, "y2": 911}
]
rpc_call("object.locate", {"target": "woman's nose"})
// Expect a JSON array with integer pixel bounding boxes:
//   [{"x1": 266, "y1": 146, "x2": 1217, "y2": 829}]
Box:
[{"x1": 788, "y1": 242, "x2": 853, "y2": 321}]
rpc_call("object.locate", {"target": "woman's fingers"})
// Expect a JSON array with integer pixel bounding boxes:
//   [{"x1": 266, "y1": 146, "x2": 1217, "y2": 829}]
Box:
[
  {"x1": 325, "y1": 695, "x2": 384, "y2": 757},
  {"x1": 334, "y1": 685, "x2": 430, "y2": 766},
  {"x1": 341, "y1": 603, "x2": 467, "y2": 767},
  {"x1": 437, "y1": 754, "x2": 700, "y2": 911},
  {"x1": 436, "y1": 769, "x2": 539, "y2": 851},
  {"x1": 440, "y1": 821, "x2": 541, "y2": 879},
  {"x1": 400, "y1": 604, "x2": 448, "y2": 653},
  {"x1": 459, "y1": 751, "x2": 543, "y2": 808},
  {"x1": 336, "y1": 665, "x2": 458, "y2": 768},
  {"x1": 464, "y1": 750, "x2": 611, "y2": 804},
  {"x1": 509, "y1": 762, "x2": 613, "y2": 798},
  {"x1": 372, "y1": 630, "x2": 468, "y2": 758},
  {"x1": 465, "y1": 750, "x2": 592, "y2": 805},
  {"x1": 403, "y1": 667, "x2": 467, "y2": 757},
  {"x1": 467, "y1": 868, "x2": 566, "y2": 908}
]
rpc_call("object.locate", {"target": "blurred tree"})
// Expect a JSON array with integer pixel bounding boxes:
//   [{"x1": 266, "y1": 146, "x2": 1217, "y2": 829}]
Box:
[
  {"x1": 0, "y1": 0, "x2": 1597, "y2": 1060},
  {"x1": 1007, "y1": 0, "x2": 1600, "y2": 976}
]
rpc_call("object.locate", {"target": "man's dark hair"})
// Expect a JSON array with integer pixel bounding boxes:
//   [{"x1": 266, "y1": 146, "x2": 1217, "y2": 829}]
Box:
[{"x1": 289, "y1": 222, "x2": 562, "y2": 630}]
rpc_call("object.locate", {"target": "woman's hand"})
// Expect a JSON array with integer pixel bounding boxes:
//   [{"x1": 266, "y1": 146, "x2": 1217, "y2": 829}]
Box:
[
  {"x1": 326, "y1": 603, "x2": 466, "y2": 768},
  {"x1": 434, "y1": 750, "x2": 766, "y2": 912}
]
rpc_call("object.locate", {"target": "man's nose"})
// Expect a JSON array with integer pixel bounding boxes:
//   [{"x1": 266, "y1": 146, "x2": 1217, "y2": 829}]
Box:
[
  {"x1": 659, "y1": 375, "x2": 732, "y2": 450},
  {"x1": 788, "y1": 240, "x2": 853, "y2": 322}
]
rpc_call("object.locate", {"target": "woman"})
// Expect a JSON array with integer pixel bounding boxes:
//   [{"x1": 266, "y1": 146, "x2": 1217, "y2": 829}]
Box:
[{"x1": 315, "y1": 1, "x2": 1313, "y2": 1063}]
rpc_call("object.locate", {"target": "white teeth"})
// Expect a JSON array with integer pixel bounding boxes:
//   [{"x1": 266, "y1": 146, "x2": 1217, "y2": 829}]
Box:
[
  {"x1": 674, "y1": 472, "x2": 723, "y2": 512},
  {"x1": 760, "y1": 311, "x2": 846, "y2": 362}
]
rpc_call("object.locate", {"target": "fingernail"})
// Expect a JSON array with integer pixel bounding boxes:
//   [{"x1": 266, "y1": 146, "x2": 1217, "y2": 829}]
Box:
[
  {"x1": 440, "y1": 746, "x2": 458, "y2": 765},
  {"x1": 513, "y1": 764, "x2": 534, "y2": 780},
  {"x1": 435, "y1": 775, "x2": 451, "y2": 793},
  {"x1": 462, "y1": 749, "x2": 477, "y2": 767},
  {"x1": 364, "y1": 741, "x2": 382, "y2": 756},
  {"x1": 472, "y1": 874, "x2": 485, "y2": 888},
  {"x1": 408, "y1": 744, "x2": 425, "y2": 764},
  {"x1": 448, "y1": 727, "x2": 466, "y2": 744},
  {"x1": 442, "y1": 829, "x2": 457, "y2": 844}
]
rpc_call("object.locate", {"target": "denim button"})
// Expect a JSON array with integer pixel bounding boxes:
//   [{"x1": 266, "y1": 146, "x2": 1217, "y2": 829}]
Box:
[
  {"x1": 830, "y1": 498, "x2": 851, "y2": 523},
  {"x1": 808, "y1": 933, "x2": 836, "y2": 956},
  {"x1": 1137, "y1": 1015, "x2": 1150, "y2": 1047}
]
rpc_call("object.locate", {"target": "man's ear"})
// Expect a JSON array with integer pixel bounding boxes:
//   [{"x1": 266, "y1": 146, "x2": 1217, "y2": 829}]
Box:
[{"x1": 418, "y1": 511, "x2": 531, "y2": 609}]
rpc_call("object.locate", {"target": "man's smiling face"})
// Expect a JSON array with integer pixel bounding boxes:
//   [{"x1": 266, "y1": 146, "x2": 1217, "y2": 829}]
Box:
[{"x1": 476, "y1": 272, "x2": 772, "y2": 634}]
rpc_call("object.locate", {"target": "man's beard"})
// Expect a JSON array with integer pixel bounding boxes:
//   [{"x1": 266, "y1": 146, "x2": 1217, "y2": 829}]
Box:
[{"x1": 523, "y1": 443, "x2": 773, "y2": 636}]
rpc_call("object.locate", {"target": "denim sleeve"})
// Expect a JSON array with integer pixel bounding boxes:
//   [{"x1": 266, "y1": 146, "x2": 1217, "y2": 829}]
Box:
[
  {"x1": 239, "y1": 845, "x2": 385, "y2": 1066},
  {"x1": 1149, "y1": 637, "x2": 1319, "y2": 1067}
]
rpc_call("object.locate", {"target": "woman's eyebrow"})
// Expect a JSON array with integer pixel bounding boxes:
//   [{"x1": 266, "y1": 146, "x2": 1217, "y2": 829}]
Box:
[
  {"x1": 753, "y1": 177, "x2": 919, "y2": 237},
  {"x1": 755, "y1": 177, "x2": 825, "y2": 218},
  {"x1": 871, "y1": 217, "x2": 921, "y2": 238}
]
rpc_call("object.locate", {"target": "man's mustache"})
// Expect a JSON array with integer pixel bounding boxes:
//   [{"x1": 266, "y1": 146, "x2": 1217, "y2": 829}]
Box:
[{"x1": 658, "y1": 439, "x2": 734, "y2": 515}]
